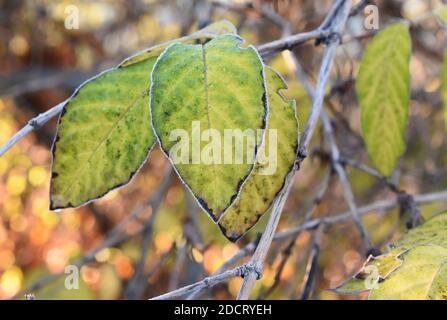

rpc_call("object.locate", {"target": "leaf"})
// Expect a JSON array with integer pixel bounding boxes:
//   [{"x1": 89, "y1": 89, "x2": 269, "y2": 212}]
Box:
[
  {"x1": 332, "y1": 250, "x2": 404, "y2": 294},
  {"x1": 357, "y1": 23, "x2": 411, "y2": 177},
  {"x1": 442, "y1": 51, "x2": 447, "y2": 129},
  {"x1": 334, "y1": 211, "x2": 447, "y2": 296},
  {"x1": 50, "y1": 21, "x2": 236, "y2": 209},
  {"x1": 150, "y1": 35, "x2": 267, "y2": 221},
  {"x1": 369, "y1": 245, "x2": 447, "y2": 300},
  {"x1": 218, "y1": 66, "x2": 298, "y2": 241},
  {"x1": 50, "y1": 59, "x2": 156, "y2": 209}
]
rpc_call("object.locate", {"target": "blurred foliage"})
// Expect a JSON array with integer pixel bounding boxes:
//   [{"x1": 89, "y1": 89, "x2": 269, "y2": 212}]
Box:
[{"x1": 0, "y1": 0, "x2": 447, "y2": 300}]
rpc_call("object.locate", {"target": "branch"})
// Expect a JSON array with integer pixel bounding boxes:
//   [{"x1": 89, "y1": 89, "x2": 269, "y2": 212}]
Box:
[
  {"x1": 149, "y1": 188, "x2": 447, "y2": 300},
  {"x1": 296, "y1": 1, "x2": 351, "y2": 161},
  {"x1": 286, "y1": 39, "x2": 373, "y2": 252},
  {"x1": 0, "y1": 100, "x2": 67, "y2": 157},
  {"x1": 236, "y1": 169, "x2": 295, "y2": 299},
  {"x1": 236, "y1": 0, "x2": 352, "y2": 300},
  {"x1": 257, "y1": 29, "x2": 328, "y2": 57},
  {"x1": 257, "y1": 172, "x2": 332, "y2": 299},
  {"x1": 274, "y1": 189, "x2": 447, "y2": 242},
  {"x1": 149, "y1": 265, "x2": 246, "y2": 300},
  {"x1": 322, "y1": 112, "x2": 372, "y2": 251},
  {"x1": 340, "y1": 156, "x2": 400, "y2": 193},
  {"x1": 300, "y1": 224, "x2": 324, "y2": 300}
]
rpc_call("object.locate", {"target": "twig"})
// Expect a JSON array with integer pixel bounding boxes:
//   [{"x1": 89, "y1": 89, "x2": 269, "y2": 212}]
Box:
[
  {"x1": 300, "y1": 224, "x2": 325, "y2": 300},
  {"x1": 186, "y1": 234, "x2": 263, "y2": 299},
  {"x1": 340, "y1": 156, "x2": 400, "y2": 193},
  {"x1": 258, "y1": 29, "x2": 329, "y2": 59},
  {"x1": 149, "y1": 265, "x2": 246, "y2": 300},
  {"x1": 168, "y1": 245, "x2": 188, "y2": 292},
  {"x1": 296, "y1": 1, "x2": 351, "y2": 161},
  {"x1": 274, "y1": 189, "x2": 447, "y2": 242},
  {"x1": 149, "y1": 188, "x2": 447, "y2": 300},
  {"x1": 287, "y1": 46, "x2": 373, "y2": 252},
  {"x1": 0, "y1": 100, "x2": 67, "y2": 157},
  {"x1": 236, "y1": 0, "x2": 352, "y2": 300},
  {"x1": 321, "y1": 109, "x2": 373, "y2": 252},
  {"x1": 257, "y1": 172, "x2": 332, "y2": 299},
  {"x1": 349, "y1": 0, "x2": 371, "y2": 17},
  {"x1": 236, "y1": 171, "x2": 294, "y2": 300}
]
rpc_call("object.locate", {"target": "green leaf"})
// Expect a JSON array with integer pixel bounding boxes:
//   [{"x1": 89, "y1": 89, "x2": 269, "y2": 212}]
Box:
[
  {"x1": 442, "y1": 51, "x2": 447, "y2": 129},
  {"x1": 334, "y1": 211, "x2": 447, "y2": 296},
  {"x1": 50, "y1": 21, "x2": 236, "y2": 209},
  {"x1": 218, "y1": 66, "x2": 298, "y2": 241},
  {"x1": 150, "y1": 35, "x2": 267, "y2": 221},
  {"x1": 357, "y1": 23, "x2": 411, "y2": 177},
  {"x1": 369, "y1": 245, "x2": 447, "y2": 300}
]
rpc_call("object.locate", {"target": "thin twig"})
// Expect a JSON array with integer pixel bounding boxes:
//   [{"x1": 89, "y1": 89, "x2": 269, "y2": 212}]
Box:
[
  {"x1": 236, "y1": 171, "x2": 295, "y2": 300},
  {"x1": 300, "y1": 224, "x2": 325, "y2": 300},
  {"x1": 287, "y1": 47, "x2": 373, "y2": 252},
  {"x1": 148, "y1": 188, "x2": 447, "y2": 300},
  {"x1": 168, "y1": 245, "x2": 188, "y2": 292},
  {"x1": 296, "y1": 1, "x2": 351, "y2": 161},
  {"x1": 0, "y1": 100, "x2": 67, "y2": 157},
  {"x1": 274, "y1": 189, "x2": 447, "y2": 242},
  {"x1": 340, "y1": 156, "x2": 400, "y2": 193},
  {"x1": 149, "y1": 265, "x2": 246, "y2": 300},
  {"x1": 257, "y1": 172, "x2": 332, "y2": 299},
  {"x1": 321, "y1": 109, "x2": 373, "y2": 251}
]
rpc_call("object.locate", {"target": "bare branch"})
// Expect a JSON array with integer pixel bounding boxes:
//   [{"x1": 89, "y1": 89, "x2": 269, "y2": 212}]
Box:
[
  {"x1": 297, "y1": 0, "x2": 351, "y2": 161},
  {"x1": 300, "y1": 224, "x2": 325, "y2": 300},
  {"x1": 286, "y1": 42, "x2": 373, "y2": 252},
  {"x1": 151, "y1": 188, "x2": 447, "y2": 300},
  {"x1": 0, "y1": 100, "x2": 67, "y2": 157},
  {"x1": 236, "y1": 0, "x2": 352, "y2": 300},
  {"x1": 258, "y1": 172, "x2": 332, "y2": 299},
  {"x1": 321, "y1": 109, "x2": 373, "y2": 251},
  {"x1": 149, "y1": 265, "x2": 246, "y2": 300},
  {"x1": 274, "y1": 189, "x2": 447, "y2": 242}
]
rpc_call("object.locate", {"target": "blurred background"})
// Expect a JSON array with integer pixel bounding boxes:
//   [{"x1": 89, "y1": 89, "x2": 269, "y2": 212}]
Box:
[{"x1": 1, "y1": 0, "x2": 447, "y2": 300}]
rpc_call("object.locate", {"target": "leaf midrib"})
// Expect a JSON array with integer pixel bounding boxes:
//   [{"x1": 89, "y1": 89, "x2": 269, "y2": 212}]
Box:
[{"x1": 201, "y1": 43, "x2": 218, "y2": 215}]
